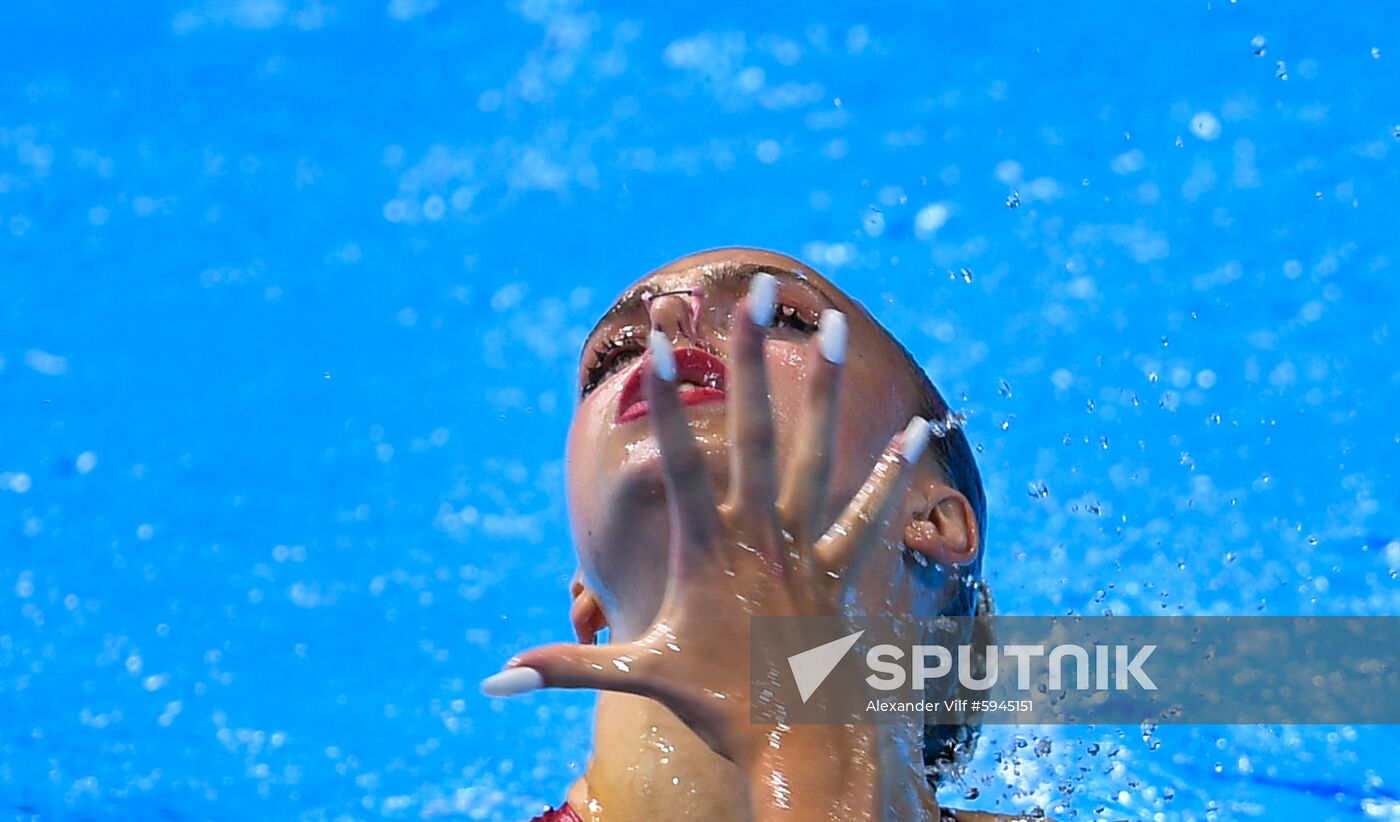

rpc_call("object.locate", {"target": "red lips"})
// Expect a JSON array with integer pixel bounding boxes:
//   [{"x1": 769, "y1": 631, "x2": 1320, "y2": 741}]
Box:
[{"x1": 616, "y1": 347, "x2": 728, "y2": 423}]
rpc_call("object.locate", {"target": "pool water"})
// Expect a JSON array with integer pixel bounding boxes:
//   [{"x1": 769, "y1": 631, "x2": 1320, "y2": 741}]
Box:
[{"x1": 2, "y1": 1, "x2": 1398, "y2": 819}]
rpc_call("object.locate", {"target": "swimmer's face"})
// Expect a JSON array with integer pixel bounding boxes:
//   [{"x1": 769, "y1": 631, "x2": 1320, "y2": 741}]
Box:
[{"x1": 566, "y1": 248, "x2": 951, "y2": 638}]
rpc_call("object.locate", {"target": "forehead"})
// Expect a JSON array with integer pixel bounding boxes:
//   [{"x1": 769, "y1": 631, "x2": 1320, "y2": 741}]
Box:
[
  {"x1": 601, "y1": 250, "x2": 860, "y2": 322},
  {"x1": 634, "y1": 256, "x2": 817, "y2": 298}
]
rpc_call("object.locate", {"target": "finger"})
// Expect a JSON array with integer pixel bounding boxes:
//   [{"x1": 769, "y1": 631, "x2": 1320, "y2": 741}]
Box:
[
  {"x1": 645, "y1": 329, "x2": 723, "y2": 570},
  {"x1": 777, "y1": 309, "x2": 847, "y2": 553},
  {"x1": 482, "y1": 641, "x2": 658, "y2": 698},
  {"x1": 485, "y1": 637, "x2": 741, "y2": 760},
  {"x1": 814, "y1": 415, "x2": 929, "y2": 577},
  {"x1": 722, "y1": 272, "x2": 782, "y2": 549}
]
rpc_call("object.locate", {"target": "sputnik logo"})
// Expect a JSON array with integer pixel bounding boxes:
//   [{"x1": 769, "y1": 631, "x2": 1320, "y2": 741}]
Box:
[{"x1": 787, "y1": 629, "x2": 865, "y2": 703}]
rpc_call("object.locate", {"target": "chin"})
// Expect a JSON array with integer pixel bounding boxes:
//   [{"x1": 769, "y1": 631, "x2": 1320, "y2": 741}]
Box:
[{"x1": 589, "y1": 431, "x2": 728, "y2": 518}]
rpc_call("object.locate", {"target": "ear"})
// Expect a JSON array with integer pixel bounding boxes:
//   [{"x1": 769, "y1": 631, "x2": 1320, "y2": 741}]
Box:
[
  {"x1": 902, "y1": 483, "x2": 980, "y2": 567},
  {"x1": 569, "y1": 569, "x2": 609, "y2": 645}
]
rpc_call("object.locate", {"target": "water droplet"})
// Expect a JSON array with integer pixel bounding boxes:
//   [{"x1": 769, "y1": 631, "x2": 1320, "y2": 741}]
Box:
[
  {"x1": 1371, "y1": 47, "x2": 1381, "y2": 59},
  {"x1": 1148, "y1": 372, "x2": 1159, "y2": 383},
  {"x1": 1224, "y1": 552, "x2": 1237, "y2": 565},
  {"x1": 1035, "y1": 738, "x2": 1052, "y2": 757},
  {"x1": 1307, "y1": 535, "x2": 1319, "y2": 545},
  {"x1": 1393, "y1": 124, "x2": 1400, "y2": 141},
  {"x1": 1028, "y1": 480, "x2": 1050, "y2": 499},
  {"x1": 1087, "y1": 742, "x2": 1100, "y2": 756},
  {"x1": 964, "y1": 787, "x2": 981, "y2": 800},
  {"x1": 959, "y1": 268, "x2": 974, "y2": 283},
  {"x1": 1006, "y1": 191, "x2": 1020, "y2": 208},
  {"x1": 1250, "y1": 35, "x2": 1266, "y2": 57},
  {"x1": 998, "y1": 379, "x2": 1013, "y2": 398},
  {"x1": 1175, "y1": 136, "x2": 1184, "y2": 148},
  {"x1": 1085, "y1": 399, "x2": 1096, "y2": 413},
  {"x1": 1275, "y1": 61, "x2": 1289, "y2": 80},
  {"x1": 1000, "y1": 419, "x2": 1011, "y2": 431},
  {"x1": 1100, "y1": 436, "x2": 1109, "y2": 449},
  {"x1": 1160, "y1": 335, "x2": 1169, "y2": 347}
]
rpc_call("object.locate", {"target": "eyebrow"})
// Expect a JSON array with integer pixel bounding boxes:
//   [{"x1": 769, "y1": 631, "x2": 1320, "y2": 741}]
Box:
[{"x1": 581, "y1": 261, "x2": 833, "y2": 351}]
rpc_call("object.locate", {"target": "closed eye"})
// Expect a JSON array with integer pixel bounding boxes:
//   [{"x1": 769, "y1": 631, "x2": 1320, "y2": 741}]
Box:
[{"x1": 581, "y1": 336, "x2": 644, "y2": 397}]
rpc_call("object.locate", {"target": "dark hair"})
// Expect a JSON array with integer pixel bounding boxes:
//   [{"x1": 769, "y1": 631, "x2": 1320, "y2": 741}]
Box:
[{"x1": 893, "y1": 339, "x2": 995, "y2": 788}]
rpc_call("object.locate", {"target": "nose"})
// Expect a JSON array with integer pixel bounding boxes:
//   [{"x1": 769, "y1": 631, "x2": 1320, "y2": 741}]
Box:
[{"x1": 645, "y1": 289, "x2": 704, "y2": 343}]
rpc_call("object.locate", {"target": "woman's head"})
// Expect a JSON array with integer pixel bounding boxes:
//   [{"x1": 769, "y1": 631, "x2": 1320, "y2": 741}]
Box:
[
  {"x1": 564, "y1": 247, "x2": 992, "y2": 785},
  {"x1": 565, "y1": 248, "x2": 986, "y2": 637}
]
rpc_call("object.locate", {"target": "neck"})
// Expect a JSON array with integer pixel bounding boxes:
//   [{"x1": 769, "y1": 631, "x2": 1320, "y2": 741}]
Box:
[
  {"x1": 572, "y1": 693, "x2": 942, "y2": 821},
  {"x1": 573, "y1": 693, "x2": 747, "y2": 821}
]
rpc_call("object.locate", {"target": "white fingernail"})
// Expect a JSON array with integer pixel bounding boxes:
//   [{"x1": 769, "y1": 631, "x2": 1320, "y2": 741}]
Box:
[
  {"x1": 480, "y1": 667, "x2": 544, "y2": 697},
  {"x1": 747, "y1": 272, "x2": 777, "y2": 326},
  {"x1": 648, "y1": 329, "x2": 677, "y2": 381},
  {"x1": 818, "y1": 309, "x2": 847, "y2": 364},
  {"x1": 900, "y1": 416, "x2": 930, "y2": 463}
]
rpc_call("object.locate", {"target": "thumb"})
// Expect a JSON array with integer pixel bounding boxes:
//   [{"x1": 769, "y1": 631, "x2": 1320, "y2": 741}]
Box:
[{"x1": 480, "y1": 641, "x2": 657, "y2": 698}]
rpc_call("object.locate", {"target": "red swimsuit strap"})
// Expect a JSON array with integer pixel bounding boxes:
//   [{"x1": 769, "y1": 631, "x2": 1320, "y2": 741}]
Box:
[{"x1": 527, "y1": 802, "x2": 582, "y2": 822}]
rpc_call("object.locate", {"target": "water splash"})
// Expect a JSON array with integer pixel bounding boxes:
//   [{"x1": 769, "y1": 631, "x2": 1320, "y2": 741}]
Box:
[{"x1": 928, "y1": 409, "x2": 968, "y2": 438}]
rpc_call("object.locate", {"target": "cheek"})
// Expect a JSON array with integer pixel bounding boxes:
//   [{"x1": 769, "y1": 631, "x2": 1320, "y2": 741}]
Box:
[
  {"x1": 764, "y1": 340, "x2": 908, "y2": 502},
  {"x1": 833, "y1": 375, "x2": 908, "y2": 501},
  {"x1": 763, "y1": 341, "x2": 812, "y2": 454},
  {"x1": 564, "y1": 400, "x2": 610, "y2": 533}
]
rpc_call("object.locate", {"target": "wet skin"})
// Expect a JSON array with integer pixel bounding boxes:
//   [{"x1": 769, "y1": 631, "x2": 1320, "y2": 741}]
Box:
[
  {"x1": 499, "y1": 248, "x2": 989, "y2": 820},
  {"x1": 566, "y1": 248, "x2": 968, "y2": 641}
]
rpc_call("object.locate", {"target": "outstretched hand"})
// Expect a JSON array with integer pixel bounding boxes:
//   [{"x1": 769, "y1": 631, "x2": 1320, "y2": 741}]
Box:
[{"x1": 482, "y1": 273, "x2": 934, "y2": 815}]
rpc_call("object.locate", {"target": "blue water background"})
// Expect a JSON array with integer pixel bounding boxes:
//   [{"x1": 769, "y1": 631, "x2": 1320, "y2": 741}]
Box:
[{"x1": 2, "y1": 1, "x2": 1399, "y2": 819}]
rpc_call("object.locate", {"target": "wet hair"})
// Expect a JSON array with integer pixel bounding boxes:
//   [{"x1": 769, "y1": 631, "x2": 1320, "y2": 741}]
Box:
[{"x1": 888, "y1": 334, "x2": 995, "y2": 789}]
